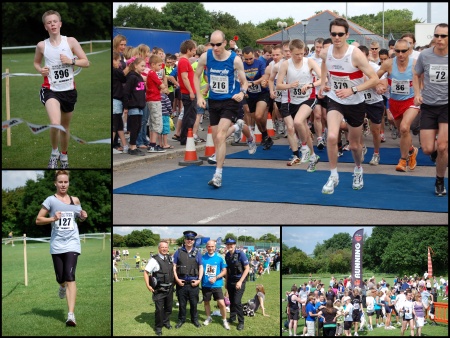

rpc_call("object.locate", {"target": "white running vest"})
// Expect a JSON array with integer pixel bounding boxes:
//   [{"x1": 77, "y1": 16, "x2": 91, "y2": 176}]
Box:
[
  {"x1": 286, "y1": 58, "x2": 315, "y2": 104},
  {"x1": 43, "y1": 36, "x2": 75, "y2": 91},
  {"x1": 326, "y1": 45, "x2": 365, "y2": 104}
]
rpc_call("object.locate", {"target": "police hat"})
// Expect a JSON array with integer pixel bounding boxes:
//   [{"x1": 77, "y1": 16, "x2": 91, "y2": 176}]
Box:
[
  {"x1": 183, "y1": 230, "x2": 197, "y2": 238},
  {"x1": 225, "y1": 238, "x2": 236, "y2": 244}
]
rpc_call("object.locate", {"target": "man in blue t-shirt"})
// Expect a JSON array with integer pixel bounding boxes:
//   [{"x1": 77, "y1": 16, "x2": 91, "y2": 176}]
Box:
[{"x1": 201, "y1": 240, "x2": 229, "y2": 330}]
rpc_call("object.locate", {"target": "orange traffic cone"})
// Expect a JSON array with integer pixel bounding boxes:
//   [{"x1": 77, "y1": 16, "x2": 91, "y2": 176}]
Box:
[
  {"x1": 266, "y1": 113, "x2": 275, "y2": 137},
  {"x1": 199, "y1": 125, "x2": 215, "y2": 160},
  {"x1": 178, "y1": 128, "x2": 203, "y2": 166}
]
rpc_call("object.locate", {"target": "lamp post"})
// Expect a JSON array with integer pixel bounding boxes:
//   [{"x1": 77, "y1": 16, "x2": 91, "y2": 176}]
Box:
[
  {"x1": 277, "y1": 21, "x2": 288, "y2": 44},
  {"x1": 301, "y1": 19, "x2": 309, "y2": 46}
]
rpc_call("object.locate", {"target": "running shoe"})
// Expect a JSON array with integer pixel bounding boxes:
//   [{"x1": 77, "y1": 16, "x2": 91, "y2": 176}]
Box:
[
  {"x1": 48, "y1": 154, "x2": 59, "y2": 169},
  {"x1": 322, "y1": 175, "x2": 339, "y2": 194},
  {"x1": 207, "y1": 153, "x2": 217, "y2": 165},
  {"x1": 343, "y1": 142, "x2": 350, "y2": 151},
  {"x1": 317, "y1": 137, "x2": 325, "y2": 150},
  {"x1": 147, "y1": 145, "x2": 166, "y2": 153},
  {"x1": 66, "y1": 312, "x2": 76, "y2": 326},
  {"x1": 287, "y1": 155, "x2": 300, "y2": 166},
  {"x1": 391, "y1": 127, "x2": 398, "y2": 139},
  {"x1": 380, "y1": 133, "x2": 386, "y2": 143},
  {"x1": 60, "y1": 153, "x2": 69, "y2": 169},
  {"x1": 407, "y1": 146, "x2": 418, "y2": 170},
  {"x1": 59, "y1": 285, "x2": 66, "y2": 299},
  {"x1": 307, "y1": 155, "x2": 320, "y2": 173},
  {"x1": 203, "y1": 317, "x2": 213, "y2": 326},
  {"x1": 262, "y1": 136, "x2": 274, "y2": 150},
  {"x1": 247, "y1": 137, "x2": 257, "y2": 155},
  {"x1": 435, "y1": 180, "x2": 447, "y2": 197},
  {"x1": 223, "y1": 319, "x2": 230, "y2": 330},
  {"x1": 300, "y1": 147, "x2": 311, "y2": 163},
  {"x1": 234, "y1": 119, "x2": 244, "y2": 143},
  {"x1": 128, "y1": 148, "x2": 145, "y2": 156},
  {"x1": 369, "y1": 153, "x2": 380, "y2": 166},
  {"x1": 194, "y1": 136, "x2": 206, "y2": 143},
  {"x1": 352, "y1": 168, "x2": 364, "y2": 190},
  {"x1": 395, "y1": 158, "x2": 407, "y2": 172},
  {"x1": 208, "y1": 173, "x2": 222, "y2": 188}
]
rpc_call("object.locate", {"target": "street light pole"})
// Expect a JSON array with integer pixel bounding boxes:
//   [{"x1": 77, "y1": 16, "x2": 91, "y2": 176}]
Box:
[
  {"x1": 301, "y1": 19, "x2": 309, "y2": 47},
  {"x1": 277, "y1": 21, "x2": 288, "y2": 45}
]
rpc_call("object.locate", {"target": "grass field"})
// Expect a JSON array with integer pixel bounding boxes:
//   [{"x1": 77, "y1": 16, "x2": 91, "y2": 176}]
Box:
[
  {"x1": 113, "y1": 246, "x2": 281, "y2": 336},
  {"x1": 2, "y1": 237, "x2": 111, "y2": 336},
  {"x1": 281, "y1": 274, "x2": 449, "y2": 336},
  {"x1": 2, "y1": 42, "x2": 111, "y2": 168}
]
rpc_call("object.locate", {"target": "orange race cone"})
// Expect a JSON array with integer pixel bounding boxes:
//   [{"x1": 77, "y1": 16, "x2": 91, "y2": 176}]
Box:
[
  {"x1": 199, "y1": 125, "x2": 215, "y2": 160},
  {"x1": 266, "y1": 113, "x2": 276, "y2": 138},
  {"x1": 178, "y1": 128, "x2": 203, "y2": 166}
]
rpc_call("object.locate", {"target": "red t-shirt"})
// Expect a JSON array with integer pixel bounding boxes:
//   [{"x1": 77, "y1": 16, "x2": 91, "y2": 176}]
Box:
[
  {"x1": 177, "y1": 57, "x2": 196, "y2": 95},
  {"x1": 146, "y1": 70, "x2": 162, "y2": 102}
]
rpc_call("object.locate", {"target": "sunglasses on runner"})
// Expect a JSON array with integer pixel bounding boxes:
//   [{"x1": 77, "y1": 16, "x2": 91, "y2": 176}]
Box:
[
  {"x1": 395, "y1": 49, "x2": 409, "y2": 54},
  {"x1": 210, "y1": 41, "x2": 224, "y2": 47},
  {"x1": 371, "y1": 48, "x2": 379, "y2": 50},
  {"x1": 434, "y1": 34, "x2": 448, "y2": 39},
  {"x1": 331, "y1": 32, "x2": 346, "y2": 37}
]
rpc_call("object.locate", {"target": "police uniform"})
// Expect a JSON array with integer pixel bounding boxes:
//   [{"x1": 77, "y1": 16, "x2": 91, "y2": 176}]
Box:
[
  {"x1": 225, "y1": 238, "x2": 249, "y2": 330},
  {"x1": 145, "y1": 252, "x2": 175, "y2": 335},
  {"x1": 173, "y1": 230, "x2": 202, "y2": 328}
]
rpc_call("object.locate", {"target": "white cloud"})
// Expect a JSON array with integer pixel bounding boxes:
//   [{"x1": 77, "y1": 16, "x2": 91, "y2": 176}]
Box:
[{"x1": 2, "y1": 171, "x2": 43, "y2": 190}]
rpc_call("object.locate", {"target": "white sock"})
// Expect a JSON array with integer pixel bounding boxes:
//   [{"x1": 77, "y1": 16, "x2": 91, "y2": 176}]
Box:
[
  {"x1": 215, "y1": 168, "x2": 223, "y2": 176},
  {"x1": 330, "y1": 168, "x2": 338, "y2": 177},
  {"x1": 52, "y1": 148, "x2": 59, "y2": 155}
]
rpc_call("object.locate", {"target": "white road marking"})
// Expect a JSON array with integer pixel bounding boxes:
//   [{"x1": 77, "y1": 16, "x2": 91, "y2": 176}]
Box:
[{"x1": 196, "y1": 208, "x2": 240, "y2": 224}]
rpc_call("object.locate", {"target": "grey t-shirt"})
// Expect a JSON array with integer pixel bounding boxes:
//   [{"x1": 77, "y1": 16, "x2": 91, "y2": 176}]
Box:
[
  {"x1": 415, "y1": 47, "x2": 448, "y2": 106},
  {"x1": 42, "y1": 195, "x2": 81, "y2": 254}
]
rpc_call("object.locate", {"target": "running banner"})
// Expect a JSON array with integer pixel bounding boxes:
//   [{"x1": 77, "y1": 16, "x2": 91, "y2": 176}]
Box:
[{"x1": 351, "y1": 228, "x2": 364, "y2": 288}]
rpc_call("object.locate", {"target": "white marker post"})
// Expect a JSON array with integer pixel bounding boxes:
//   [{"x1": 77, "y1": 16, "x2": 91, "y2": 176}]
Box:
[
  {"x1": 24, "y1": 234, "x2": 28, "y2": 286},
  {"x1": 6, "y1": 68, "x2": 11, "y2": 146}
]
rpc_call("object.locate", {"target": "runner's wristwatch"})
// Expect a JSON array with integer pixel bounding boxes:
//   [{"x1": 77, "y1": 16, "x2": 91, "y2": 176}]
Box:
[{"x1": 352, "y1": 86, "x2": 358, "y2": 95}]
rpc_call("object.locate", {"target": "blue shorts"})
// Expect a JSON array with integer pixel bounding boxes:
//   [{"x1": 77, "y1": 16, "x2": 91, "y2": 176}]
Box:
[{"x1": 162, "y1": 115, "x2": 170, "y2": 135}]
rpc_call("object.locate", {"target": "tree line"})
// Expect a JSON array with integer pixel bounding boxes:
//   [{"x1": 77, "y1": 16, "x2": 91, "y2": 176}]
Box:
[
  {"x1": 2, "y1": 2, "x2": 111, "y2": 47},
  {"x1": 113, "y1": 2, "x2": 422, "y2": 49},
  {"x1": 282, "y1": 226, "x2": 448, "y2": 276},
  {"x1": 2, "y1": 170, "x2": 111, "y2": 238}
]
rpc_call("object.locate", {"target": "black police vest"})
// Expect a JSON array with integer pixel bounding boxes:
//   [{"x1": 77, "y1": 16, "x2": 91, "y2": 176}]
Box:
[
  {"x1": 175, "y1": 248, "x2": 199, "y2": 279},
  {"x1": 151, "y1": 254, "x2": 174, "y2": 287},
  {"x1": 225, "y1": 250, "x2": 244, "y2": 278}
]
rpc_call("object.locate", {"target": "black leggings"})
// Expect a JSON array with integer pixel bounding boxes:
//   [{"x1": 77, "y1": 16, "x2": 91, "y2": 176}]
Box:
[{"x1": 51, "y1": 252, "x2": 79, "y2": 284}]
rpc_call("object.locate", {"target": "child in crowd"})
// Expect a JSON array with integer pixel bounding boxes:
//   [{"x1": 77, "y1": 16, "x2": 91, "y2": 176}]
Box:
[
  {"x1": 334, "y1": 299, "x2": 345, "y2": 336},
  {"x1": 112, "y1": 51, "x2": 129, "y2": 154},
  {"x1": 159, "y1": 93, "x2": 173, "y2": 149},
  {"x1": 124, "y1": 57, "x2": 147, "y2": 155},
  {"x1": 145, "y1": 55, "x2": 166, "y2": 153}
]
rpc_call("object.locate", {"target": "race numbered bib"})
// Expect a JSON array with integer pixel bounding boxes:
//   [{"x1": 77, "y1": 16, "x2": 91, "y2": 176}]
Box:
[
  {"x1": 291, "y1": 83, "x2": 310, "y2": 99},
  {"x1": 429, "y1": 64, "x2": 448, "y2": 84},
  {"x1": 49, "y1": 63, "x2": 73, "y2": 86},
  {"x1": 210, "y1": 74, "x2": 229, "y2": 94},
  {"x1": 205, "y1": 264, "x2": 218, "y2": 277},
  {"x1": 55, "y1": 211, "x2": 74, "y2": 231},
  {"x1": 391, "y1": 78, "x2": 410, "y2": 95},
  {"x1": 363, "y1": 90, "x2": 377, "y2": 103},
  {"x1": 248, "y1": 82, "x2": 262, "y2": 93},
  {"x1": 331, "y1": 75, "x2": 351, "y2": 91}
]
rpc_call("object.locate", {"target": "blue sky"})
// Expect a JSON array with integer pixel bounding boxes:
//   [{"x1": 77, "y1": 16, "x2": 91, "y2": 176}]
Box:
[{"x1": 282, "y1": 226, "x2": 374, "y2": 254}]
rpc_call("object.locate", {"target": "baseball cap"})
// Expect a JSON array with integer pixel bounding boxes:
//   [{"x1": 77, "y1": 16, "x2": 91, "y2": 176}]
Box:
[
  {"x1": 343, "y1": 296, "x2": 351, "y2": 302},
  {"x1": 183, "y1": 230, "x2": 197, "y2": 239},
  {"x1": 225, "y1": 238, "x2": 236, "y2": 244}
]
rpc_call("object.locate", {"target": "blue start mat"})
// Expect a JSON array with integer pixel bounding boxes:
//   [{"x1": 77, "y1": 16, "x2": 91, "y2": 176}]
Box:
[
  {"x1": 113, "y1": 166, "x2": 447, "y2": 213},
  {"x1": 227, "y1": 145, "x2": 435, "y2": 166}
]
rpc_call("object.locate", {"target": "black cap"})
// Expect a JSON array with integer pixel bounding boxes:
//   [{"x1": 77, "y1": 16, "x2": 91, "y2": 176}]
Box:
[
  {"x1": 183, "y1": 230, "x2": 197, "y2": 238},
  {"x1": 225, "y1": 238, "x2": 236, "y2": 244}
]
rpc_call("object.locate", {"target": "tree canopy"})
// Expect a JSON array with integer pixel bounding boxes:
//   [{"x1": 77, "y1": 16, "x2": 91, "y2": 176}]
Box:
[
  {"x1": 113, "y1": 3, "x2": 424, "y2": 50},
  {"x1": 283, "y1": 227, "x2": 448, "y2": 275},
  {"x1": 2, "y1": 170, "x2": 111, "y2": 238},
  {"x1": 2, "y1": 2, "x2": 111, "y2": 46}
]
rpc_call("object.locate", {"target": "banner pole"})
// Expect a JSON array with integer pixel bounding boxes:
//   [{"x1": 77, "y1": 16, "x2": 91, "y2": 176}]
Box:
[
  {"x1": 6, "y1": 68, "x2": 11, "y2": 146},
  {"x1": 24, "y1": 234, "x2": 28, "y2": 286},
  {"x1": 103, "y1": 233, "x2": 105, "y2": 251}
]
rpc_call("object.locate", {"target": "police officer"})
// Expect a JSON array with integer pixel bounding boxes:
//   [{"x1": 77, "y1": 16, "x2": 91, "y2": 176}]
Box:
[
  {"x1": 224, "y1": 238, "x2": 250, "y2": 331},
  {"x1": 173, "y1": 230, "x2": 203, "y2": 328},
  {"x1": 144, "y1": 240, "x2": 175, "y2": 336}
]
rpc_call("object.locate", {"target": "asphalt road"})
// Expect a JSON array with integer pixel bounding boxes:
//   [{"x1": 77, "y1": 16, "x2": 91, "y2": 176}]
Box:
[{"x1": 113, "y1": 120, "x2": 447, "y2": 224}]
